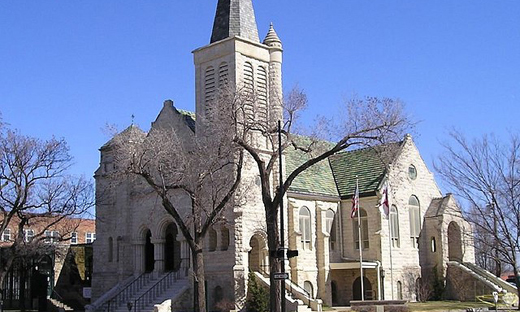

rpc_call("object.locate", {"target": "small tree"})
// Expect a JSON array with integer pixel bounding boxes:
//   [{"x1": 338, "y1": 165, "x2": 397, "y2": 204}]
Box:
[
  {"x1": 232, "y1": 87, "x2": 412, "y2": 311},
  {"x1": 246, "y1": 272, "x2": 269, "y2": 312},
  {"x1": 0, "y1": 124, "x2": 93, "y2": 311},
  {"x1": 111, "y1": 101, "x2": 244, "y2": 312},
  {"x1": 435, "y1": 131, "x2": 520, "y2": 304}
]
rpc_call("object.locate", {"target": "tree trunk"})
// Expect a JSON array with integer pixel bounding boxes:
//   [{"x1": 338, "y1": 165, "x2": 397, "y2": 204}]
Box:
[
  {"x1": 266, "y1": 204, "x2": 281, "y2": 312},
  {"x1": 192, "y1": 246, "x2": 206, "y2": 312}
]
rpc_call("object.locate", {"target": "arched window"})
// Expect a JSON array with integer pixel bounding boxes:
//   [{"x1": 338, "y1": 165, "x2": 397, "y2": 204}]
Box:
[
  {"x1": 299, "y1": 207, "x2": 311, "y2": 249},
  {"x1": 390, "y1": 205, "x2": 400, "y2": 248},
  {"x1": 218, "y1": 62, "x2": 228, "y2": 87},
  {"x1": 117, "y1": 236, "x2": 122, "y2": 262},
  {"x1": 256, "y1": 66, "x2": 268, "y2": 122},
  {"x1": 220, "y1": 227, "x2": 230, "y2": 251},
  {"x1": 243, "y1": 62, "x2": 255, "y2": 119},
  {"x1": 397, "y1": 281, "x2": 403, "y2": 300},
  {"x1": 325, "y1": 209, "x2": 336, "y2": 250},
  {"x1": 431, "y1": 237, "x2": 437, "y2": 253},
  {"x1": 209, "y1": 228, "x2": 217, "y2": 252},
  {"x1": 303, "y1": 281, "x2": 314, "y2": 299},
  {"x1": 353, "y1": 208, "x2": 369, "y2": 249},
  {"x1": 108, "y1": 237, "x2": 113, "y2": 262},
  {"x1": 331, "y1": 281, "x2": 338, "y2": 305},
  {"x1": 409, "y1": 195, "x2": 421, "y2": 248},
  {"x1": 213, "y1": 286, "x2": 224, "y2": 307},
  {"x1": 205, "y1": 66, "x2": 216, "y2": 106}
]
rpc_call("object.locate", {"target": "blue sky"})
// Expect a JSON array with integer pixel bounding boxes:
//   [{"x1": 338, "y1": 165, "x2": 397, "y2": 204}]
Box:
[{"x1": 1, "y1": 1, "x2": 519, "y2": 192}]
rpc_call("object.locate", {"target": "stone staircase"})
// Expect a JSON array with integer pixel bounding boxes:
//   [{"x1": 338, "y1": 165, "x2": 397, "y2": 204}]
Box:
[
  {"x1": 48, "y1": 297, "x2": 74, "y2": 311},
  {"x1": 87, "y1": 271, "x2": 188, "y2": 312},
  {"x1": 253, "y1": 271, "x2": 321, "y2": 312}
]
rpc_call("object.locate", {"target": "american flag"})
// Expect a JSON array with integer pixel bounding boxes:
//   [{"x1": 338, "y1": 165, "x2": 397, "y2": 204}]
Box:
[{"x1": 351, "y1": 182, "x2": 359, "y2": 218}]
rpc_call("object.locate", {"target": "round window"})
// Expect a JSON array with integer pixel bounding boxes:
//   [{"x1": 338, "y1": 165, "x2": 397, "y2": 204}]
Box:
[{"x1": 408, "y1": 165, "x2": 417, "y2": 180}]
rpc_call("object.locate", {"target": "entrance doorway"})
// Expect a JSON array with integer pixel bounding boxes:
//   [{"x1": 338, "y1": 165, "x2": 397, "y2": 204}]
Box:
[
  {"x1": 144, "y1": 230, "x2": 154, "y2": 272},
  {"x1": 164, "y1": 223, "x2": 181, "y2": 271},
  {"x1": 353, "y1": 276, "x2": 372, "y2": 300},
  {"x1": 248, "y1": 234, "x2": 267, "y2": 274},
  {"x1": 448, "y1": 222, "x2": 463, "y2": 261}
]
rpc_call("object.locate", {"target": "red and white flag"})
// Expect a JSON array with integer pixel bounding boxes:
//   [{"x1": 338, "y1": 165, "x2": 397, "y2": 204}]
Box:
[
  {"x1": 351, "y1": 181, "x2": 359, "y2": 219},
  {"x1": 378, "y1": 182, "x2": 390, "y2": 219}
]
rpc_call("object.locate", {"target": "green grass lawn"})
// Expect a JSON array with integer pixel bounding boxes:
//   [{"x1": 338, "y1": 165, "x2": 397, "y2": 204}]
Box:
[{"x1": 408, "y1": 300, "x2": 494, "y2": 311}]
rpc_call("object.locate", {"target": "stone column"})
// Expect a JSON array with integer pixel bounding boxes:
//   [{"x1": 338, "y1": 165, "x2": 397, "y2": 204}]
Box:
[
  {"x1": 152, "y1": 238, "x2": 166, "y2": 274},
  {"x1": 180, "y1": 239, "x2": 190, "y2": 277},
  {"x1": 134, "y1": 239, "x2": 146, "y2": 274}
]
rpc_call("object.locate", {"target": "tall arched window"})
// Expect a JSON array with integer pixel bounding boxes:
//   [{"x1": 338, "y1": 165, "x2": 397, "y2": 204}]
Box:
[
  {"x1": 218, "y1": 62, "x2": 229, "y2": 87},
  {"x1": 299, "y1": 207, "x2": 311, "y2": 249},
  {"x1": 353, "y1": 208, "x2": 369, "y2": 249},
  {"x1": 209, "y1": 228, "x2": 217, "y2": 252},
  {"x1": 325, "y1": 209, "x2": 336, "y2": 250},
  {"x1": 205, "y1": 66, "x2": 216, "y2": 106},
  {"x1": 108, "y1": 237, "x2": 113, "y2": 262},
  {"x1": 390, "y1": 205, "x2": 400, "y2": 248},
  {"x1": 243, "y1": 62, "x2": 254, "y2": 119},
  {"x1": 256, "y1": 66, "x2": 268, "y2": 122},
  {"x1": 116, "y1": 236, "x2": 122, "y2": 262},
  {"x1": 220, "y1": 227, "x2": 230, "y2": 251},
  {"x1": 303, "y1": 281, "x2": 314, "y2": 299},
  {"x1": 397, "y1": 281, "x2": 403, "y2": 300},
  {"x1": 409, "y1": 195, "x2": 421, "y2": 248}
]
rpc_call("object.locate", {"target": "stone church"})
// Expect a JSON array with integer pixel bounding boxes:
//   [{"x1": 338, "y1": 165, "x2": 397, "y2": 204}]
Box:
[{"x1": 89, "y1": 1, "x2": 516, "y2": 311}]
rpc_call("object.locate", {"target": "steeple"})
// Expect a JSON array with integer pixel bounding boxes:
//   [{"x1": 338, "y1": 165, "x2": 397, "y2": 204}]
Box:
[{"x1": 210, "y1": 0, "x2": 260, "y2": 43}]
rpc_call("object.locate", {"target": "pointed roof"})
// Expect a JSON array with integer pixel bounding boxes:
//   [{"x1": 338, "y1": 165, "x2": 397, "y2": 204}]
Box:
[
  {"x1": 263, "y1": 23, "x2": 282, "y2": 49},
  {"x1": 210, "y1": 0, "x2": 260, "y2": 43},
  {"x1": 100, "y1": 124, "x2": 146, "y2": 150}
]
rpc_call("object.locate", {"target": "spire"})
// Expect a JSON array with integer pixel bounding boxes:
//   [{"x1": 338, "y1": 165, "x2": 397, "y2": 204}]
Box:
[
  {"x1": 210, "y1": 0, "x2": 260, "y2": 43},
  {"x1": 263, "y1": 23, "x2": 282, "y2": 50}
]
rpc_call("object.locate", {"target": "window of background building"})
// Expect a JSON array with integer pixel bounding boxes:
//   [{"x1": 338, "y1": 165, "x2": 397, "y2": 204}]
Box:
[
  {"x1": 2, "y1": 229, "x2": 11, "y2": 242},
  {"x1": 86, "y1": 232, "x2": 96, "y2": 243},
  {"x1": 24, "y1": 229, "x2": 34, "y2": 242},
  {"x1": 71, "y1": 232, "x2": 78, "y2": 244},
  {"x1": 45, "y1": 230, "x2": 59, "y2": 243}
]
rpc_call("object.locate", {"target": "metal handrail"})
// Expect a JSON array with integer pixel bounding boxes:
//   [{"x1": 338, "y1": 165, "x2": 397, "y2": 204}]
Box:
[
  {"x1": 101, "y1": 272, "x2": 151, "y2": 312},
  {"x1": 133, "y1": 270, "x2": 179, "y2": 311}
]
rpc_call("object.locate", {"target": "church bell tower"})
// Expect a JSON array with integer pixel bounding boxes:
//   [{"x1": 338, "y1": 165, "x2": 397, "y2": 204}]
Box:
[{"x1": 193, "y1": 0, "x2": 283, "y2": 132}]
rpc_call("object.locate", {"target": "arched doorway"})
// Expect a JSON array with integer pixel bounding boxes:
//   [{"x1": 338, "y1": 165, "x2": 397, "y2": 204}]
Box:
[
  {"x1": 447, "y1": 222, "x2": 463, "y2": 261},
  {"x1": 331, "y1": 281, "x2": 338, "y2": 305},
  {"x1": 164, "y1": 223, "x2": 181, "y2": 271},
  {"x1": 144, "y1": 230, "x2": 154, "y2": 272},
  {"x1": 248, "y1": 234, "x2": 267, "y2": 274},
  {"x1": 353, "y1": 276, "x2": 372, "y2": 301}
]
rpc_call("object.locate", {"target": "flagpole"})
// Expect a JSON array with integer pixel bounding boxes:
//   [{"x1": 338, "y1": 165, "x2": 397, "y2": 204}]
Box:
[
  {"x1": 388, "y1": 208, "x2": 394, "y2": 300},
  {"x1": 356, "y1": 177, "x2": 364, "y2": 301}
]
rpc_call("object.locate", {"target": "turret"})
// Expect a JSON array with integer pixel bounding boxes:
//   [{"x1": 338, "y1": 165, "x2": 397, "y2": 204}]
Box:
[{"x1": 263, "y1": 23, "x2": 283, "y2": 124}]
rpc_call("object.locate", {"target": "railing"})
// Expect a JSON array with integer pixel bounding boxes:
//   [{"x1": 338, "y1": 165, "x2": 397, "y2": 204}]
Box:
[
  {"x1": 287, "y1": 279, "x2": 312, "y2": 306},
  {"x1": 133, "y1": 270, "x2": 179, "y2": 311},
  {"x1": 99, "y1": 272, "x2": 152, "y2": 312}
]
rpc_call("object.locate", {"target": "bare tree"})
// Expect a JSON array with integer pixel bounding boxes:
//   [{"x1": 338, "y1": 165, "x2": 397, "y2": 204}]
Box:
[
  {"x1": 111, "y1": 101, "x2": 244, "y2": 312},
  {"x1": 435, "y1": 131, "x2": 520, "y2": 303},
  {"x1": 233, "y1": 86, "x2": 412, "y2": 311},
  {"x1": 0, "y1": 126, "x2": 94, "y2": 311}
]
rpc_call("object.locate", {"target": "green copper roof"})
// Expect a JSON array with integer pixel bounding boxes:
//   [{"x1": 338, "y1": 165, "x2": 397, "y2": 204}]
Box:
[
  {"x1": 178, "y1": 110, "x2": 196, "y2": 132},
  {"x1": 329, "y1": 143, "x2": 401, "y2": 199},
  {"x1": 285, "y1": 138, "x2": 339, "y2": 197}
]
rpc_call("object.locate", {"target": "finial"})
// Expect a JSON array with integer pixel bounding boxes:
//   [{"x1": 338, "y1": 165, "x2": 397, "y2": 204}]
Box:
[{"x1": 131, "y1": 114, "x2": 135, "y2": 125}]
